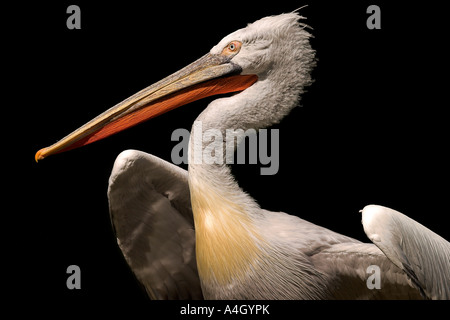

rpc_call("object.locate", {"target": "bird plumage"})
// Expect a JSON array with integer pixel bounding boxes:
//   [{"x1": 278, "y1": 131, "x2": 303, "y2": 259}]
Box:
[
  {"x1": 362, "y1": 205, "x2": 450, "y2": 299},
  {"x1": 40, "y1": 11, "x2": 450, "y2": 300},
  {"x1": 107, "y1": 11, "x2": 449, "y2": 300},
  {"x1": 108, "y1": 150, "x2": 432, "y2": 299},
  {"x1": 108, "y1": 150, "x2": 202, "y2": 299}
]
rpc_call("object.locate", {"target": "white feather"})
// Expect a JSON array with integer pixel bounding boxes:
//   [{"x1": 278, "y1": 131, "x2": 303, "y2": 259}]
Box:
[{"x1": 362, "y1": 205, "x2": 450, "y2": 299}]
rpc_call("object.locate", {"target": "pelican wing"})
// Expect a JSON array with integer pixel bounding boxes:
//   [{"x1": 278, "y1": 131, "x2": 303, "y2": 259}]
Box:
[
  {"x1": 311, "y1": 242, "x2": 423, "y2": 299},
  {"x1": 107, "y1": 150, "x2": 203, "y2": 299},
  {"x1": 361, "y1": 205, "x2": 450, "y2": 300}
]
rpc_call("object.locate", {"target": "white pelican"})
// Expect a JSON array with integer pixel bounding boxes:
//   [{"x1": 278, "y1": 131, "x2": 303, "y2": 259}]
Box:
[{"x1": 35, "y1": 12, "x2": 449, "y2": 299}]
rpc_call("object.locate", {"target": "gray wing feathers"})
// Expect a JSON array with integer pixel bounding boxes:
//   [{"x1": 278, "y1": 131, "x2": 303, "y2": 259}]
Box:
[
  {"x1": 361, "y1": 205, "x2": 450, "y2": 299},
  {"x1": 312, "y1": 242, "x2": 422, "y2": 299},
  {"x1": 107, "y1": 150, "x2": 203, "y2": 299}
]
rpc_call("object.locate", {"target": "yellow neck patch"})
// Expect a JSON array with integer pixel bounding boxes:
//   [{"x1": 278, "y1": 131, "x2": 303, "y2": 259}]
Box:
[{"x1": 189, "y1": 175, "x2": 264, "y2": 285}]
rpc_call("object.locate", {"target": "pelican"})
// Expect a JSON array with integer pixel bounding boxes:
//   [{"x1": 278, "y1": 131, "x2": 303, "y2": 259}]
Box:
[{"x1": 35, "y1": 12, "x2": 449, "y2": 300}]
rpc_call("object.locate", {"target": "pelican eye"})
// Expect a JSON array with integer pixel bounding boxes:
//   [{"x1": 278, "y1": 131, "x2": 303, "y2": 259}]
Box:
[{"x1": 221, "y1": 41, "x2": 242, "y2": 56}]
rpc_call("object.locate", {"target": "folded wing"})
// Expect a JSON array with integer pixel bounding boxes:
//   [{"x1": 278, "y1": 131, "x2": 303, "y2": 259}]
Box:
[
  {"x1": 361, "y1": 205, "x2": 450, "y2": 299},
  {"x1": 107, "y1": 150, "x2": 203, "y2": 299}
]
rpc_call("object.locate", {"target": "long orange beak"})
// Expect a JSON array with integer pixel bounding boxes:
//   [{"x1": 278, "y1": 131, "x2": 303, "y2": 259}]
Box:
[{"x1": 35, "y1": 53, "x2": 257, "y2": 161}]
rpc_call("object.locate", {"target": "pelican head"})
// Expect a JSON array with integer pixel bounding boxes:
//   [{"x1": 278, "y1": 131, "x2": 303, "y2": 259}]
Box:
[{"x1": 35, "y1": 11, "x2": 315, "y2": 161}]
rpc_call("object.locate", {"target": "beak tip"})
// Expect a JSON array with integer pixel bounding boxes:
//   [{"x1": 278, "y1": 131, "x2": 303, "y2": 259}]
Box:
[{"x1": 35, "y1": 148, "x2": 47, "y2": 162}]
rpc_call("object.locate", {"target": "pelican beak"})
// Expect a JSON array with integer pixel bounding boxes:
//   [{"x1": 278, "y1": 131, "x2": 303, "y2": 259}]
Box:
[{"x1": 35, "y1": 53, "x2": 257, "y2": 161}]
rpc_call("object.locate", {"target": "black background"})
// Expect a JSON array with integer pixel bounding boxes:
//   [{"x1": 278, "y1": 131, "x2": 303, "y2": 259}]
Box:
[{"x1": 18, "y1": 0, "x2": 449, "y2": 316}]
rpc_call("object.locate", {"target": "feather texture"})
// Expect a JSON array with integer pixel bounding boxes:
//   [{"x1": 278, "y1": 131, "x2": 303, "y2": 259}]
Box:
[
  {"x1": 362, "y1": 205, "x2": 450, "y2": 299},
  {"x1": 106, "y1": 12, "x2": 449, "y2": 300}
]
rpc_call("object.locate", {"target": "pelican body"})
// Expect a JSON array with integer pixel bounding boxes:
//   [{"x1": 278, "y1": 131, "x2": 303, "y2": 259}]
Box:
[{"x1": 35, "y1": 12, "x2": 450, "y2": 299}]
